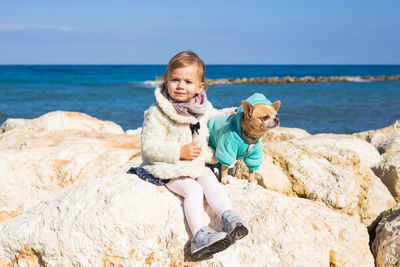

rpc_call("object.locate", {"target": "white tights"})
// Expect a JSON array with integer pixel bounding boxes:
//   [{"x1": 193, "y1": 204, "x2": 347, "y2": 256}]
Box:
[{"x1": 166, "y1": 167, "x2": 232, "y2": 235}]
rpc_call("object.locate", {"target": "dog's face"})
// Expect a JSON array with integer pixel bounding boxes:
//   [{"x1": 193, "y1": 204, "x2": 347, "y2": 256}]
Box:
[{"x1": 241, "y1": 100, "x2": 281, "y2": 133}]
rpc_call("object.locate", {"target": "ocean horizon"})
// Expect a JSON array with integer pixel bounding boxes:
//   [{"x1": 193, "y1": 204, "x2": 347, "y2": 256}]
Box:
[{"x1": 1, "y1": 64, "x2": 399, "y2": 134}]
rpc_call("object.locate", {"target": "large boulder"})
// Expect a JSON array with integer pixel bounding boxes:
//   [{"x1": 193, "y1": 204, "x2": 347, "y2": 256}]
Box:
[
  {"x1": 355, "y1": 120, "x2": 400, "y2": 202},
  {"x1": 0, "y1": 173, "x2": 374, "y2": 266},
  {"x1": 262, "y1": 126, "x2": 311, "y2": 142},
  {"x1": 234, "y1": 134, "x2": 394, "y2": 228},
  {"x1": 0, "y1": 110, "x2": 124, "y2": 135},
  {"x1": 232, "y1": 127, "x2": 312, "y2": 195},
  {"x1": 355, "y1": 120, "x2": 400, "y2": 154},
  {"x1": 302, "y1": 134, "x2": 383, "y2": 167},
  {"x1": 233, "y1": 155, "x2": 292, "y2": 195},
  {"x1": 0, "y1": 111, "x2": 140, "y2": 218},
  {"x1": 372, "y1": 203, "x2": 400, "y2": 267},
  {"x1": 372, "y1": 152, "x2": 400, "y2": 201}
]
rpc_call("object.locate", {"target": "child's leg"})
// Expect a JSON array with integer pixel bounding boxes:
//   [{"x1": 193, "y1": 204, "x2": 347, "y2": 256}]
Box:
[
  {"x1": 197, "y1": 167, "x2": 249, "y2": 241},
  {"x1": 196, "y1": 167, "x2": 232, "y2": 217},
  {"x1": 165, "y1": 178, "x2": 205, "y2": 235}
]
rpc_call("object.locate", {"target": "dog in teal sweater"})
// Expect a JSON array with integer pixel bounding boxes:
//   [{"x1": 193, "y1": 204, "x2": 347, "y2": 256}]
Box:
[{"x1": 208, "y1": 93, "x2": 280, "y2": 183}]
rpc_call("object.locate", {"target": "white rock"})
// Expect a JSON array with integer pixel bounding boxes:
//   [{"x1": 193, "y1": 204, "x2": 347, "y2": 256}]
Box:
[
  {"x1": 1, "y1": 111, "x2": 124, "y2": 135},
  {"x1": 233, "y1": 156, "x2": 292, "y2": 195},
  {"x1": 370, "y1": 132, "x2": 400, "y2": 154},
  {"x1": 372, "y1": 152, "x2": 400, "y2": 202},
  {"x1": 0, "y1": 111, "x2": 140, "y2": 215},
  {"x1": 301, "y1": 133, "x2": 383, "y2": 167},
  {"x1": 231, "y1": 127, "x2": 311, "y2": 195},
  {"x1": 263, "y1": 126, "x2": 311, "y2": 142},
  {"x1": 355, "y1": 120, "x2": 400, "y2": 154},
  {"x1": 126, "y1": 127, "x2": 142, "y2": 136},
  {"x1": 372, "y1": 203, "x2": 400, "y2": 267},
  {"x1": 0, "y1": 174, "x2": 374, "y2": 267},
  {"x1": 261, "y1": 138, "x2": 395, "y2": 228}
]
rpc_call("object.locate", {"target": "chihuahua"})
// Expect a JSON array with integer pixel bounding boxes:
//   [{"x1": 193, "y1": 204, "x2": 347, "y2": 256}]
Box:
[{"x1": 208, "y1": 93, "x2": 280, "y2": 184}]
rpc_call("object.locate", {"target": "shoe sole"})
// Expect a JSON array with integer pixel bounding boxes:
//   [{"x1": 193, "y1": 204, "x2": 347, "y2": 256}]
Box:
[
  {"x1": 191, "y1": 236, "x2": 232, "y2": 260},
  {"x1": 229, "y1": 222, "x2": 249, "y2": 241}
]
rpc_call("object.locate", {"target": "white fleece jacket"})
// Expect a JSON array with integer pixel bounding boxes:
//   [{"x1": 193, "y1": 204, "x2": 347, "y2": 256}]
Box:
[{"x1": 140, "y1": 84, "x2": 233, "y2": 179}]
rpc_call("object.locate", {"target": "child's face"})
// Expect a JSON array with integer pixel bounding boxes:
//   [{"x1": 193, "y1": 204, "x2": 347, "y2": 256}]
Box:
[{"x1": 166, "y1": 65, "x2": 205, "y2": 103}]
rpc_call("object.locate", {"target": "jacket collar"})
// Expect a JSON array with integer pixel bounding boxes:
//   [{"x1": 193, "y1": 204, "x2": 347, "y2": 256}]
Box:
[{"x1": 155, "y1": 84, "x2": 201, "y2": 124}]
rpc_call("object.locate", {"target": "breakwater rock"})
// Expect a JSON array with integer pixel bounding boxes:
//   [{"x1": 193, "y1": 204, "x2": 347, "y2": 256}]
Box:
[
  {"x1": 355, "y1": 120, "x2": 400, "y2": 202},
  {"x1": 0, "y1": 111, "x2": 399, "y2": 266},
  {"x1": 147, "y1": 74, "x2": 400, "y2": 85},
  {"x1": 205, "y1": 74, "x2": 400, "y2": 84}
]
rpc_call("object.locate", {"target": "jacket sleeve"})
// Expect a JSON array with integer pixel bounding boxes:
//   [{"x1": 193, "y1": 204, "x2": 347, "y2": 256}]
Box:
[
  {"x1": 141, "y1": 106, "x2": 180, "y2": 164},
  {"x1": 208, "y1": 102, "x2": 237, "y2": 117},
  {"x1": 204, "y1": 144, "x2": 218, "y2": 165},
  {"x1": 244, "y1": 143, "x2": 263, "y2": 171}
]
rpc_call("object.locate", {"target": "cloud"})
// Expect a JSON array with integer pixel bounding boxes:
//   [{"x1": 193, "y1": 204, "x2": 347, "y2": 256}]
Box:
[{"x1": 0, "y1": 23, "x2": 73, "y2": 32}]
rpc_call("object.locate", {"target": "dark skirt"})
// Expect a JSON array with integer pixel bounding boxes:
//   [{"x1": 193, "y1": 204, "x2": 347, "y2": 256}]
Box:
[{"x1": 127, "y1": 167, "x2": 170, "y2": 186}]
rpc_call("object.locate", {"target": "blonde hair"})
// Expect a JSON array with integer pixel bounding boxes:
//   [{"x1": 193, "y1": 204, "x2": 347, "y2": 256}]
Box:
[{"x1": 163, "y1": 51, "x2": 206, "y2": 86}]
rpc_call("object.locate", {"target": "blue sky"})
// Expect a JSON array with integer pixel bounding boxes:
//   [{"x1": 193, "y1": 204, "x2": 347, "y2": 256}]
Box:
[{"x1": 1, "y1": 0, "x2": 399, "y2": 64}]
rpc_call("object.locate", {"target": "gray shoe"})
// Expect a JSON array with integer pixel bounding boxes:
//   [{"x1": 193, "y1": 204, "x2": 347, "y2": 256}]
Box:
[
  {"x1": 191, "y1": 226, "x2": 231, "y2": 260},
  {"x1": 221, "y1": 210, "x2": 249, "y2": 241}
]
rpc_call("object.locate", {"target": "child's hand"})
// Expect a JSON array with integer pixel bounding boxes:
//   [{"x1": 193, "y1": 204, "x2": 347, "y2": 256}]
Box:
[{"x1": 180, "y1": 142, "x2": 202, "y2": 160}]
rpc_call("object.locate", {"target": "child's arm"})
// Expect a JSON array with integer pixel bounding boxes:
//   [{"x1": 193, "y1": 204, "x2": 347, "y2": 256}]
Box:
[
  {"x1": 141, "y1": 107, "x2": 180, "y2": 164},
  {"x1": 204, "y1": 144, "x2": 218, "y2": 165}
]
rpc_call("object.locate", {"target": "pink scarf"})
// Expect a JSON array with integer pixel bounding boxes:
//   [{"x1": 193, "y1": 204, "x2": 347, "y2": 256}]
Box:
[{"x1": 162, "y1": 86, "x2": 207, "y2": 118}]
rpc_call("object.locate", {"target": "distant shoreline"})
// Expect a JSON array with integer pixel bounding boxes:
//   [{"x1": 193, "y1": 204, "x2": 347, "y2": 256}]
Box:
[
  {"x1": 205, "y1": 74, "x2": 400, "y2": 84},
  {"x1": 146, "y1": 74, "x2": 400, "y2": 85}
]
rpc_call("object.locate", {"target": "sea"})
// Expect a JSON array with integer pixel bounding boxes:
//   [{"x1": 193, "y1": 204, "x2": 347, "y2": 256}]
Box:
[{"x1": 1, "y1": 65, "x2": 399, "y2": 134}]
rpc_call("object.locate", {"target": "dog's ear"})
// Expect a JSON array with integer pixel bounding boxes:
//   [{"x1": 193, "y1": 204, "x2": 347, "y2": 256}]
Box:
[
  {"x1": 242, "y1": 100, "x2": 254, "y2": 119},
  {"x1": 271, "y1": 100, "x2": 281, "y2": 112}
]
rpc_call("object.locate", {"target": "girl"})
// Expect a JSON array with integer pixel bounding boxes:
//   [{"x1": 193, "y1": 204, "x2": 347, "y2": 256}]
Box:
[{"x1": 129, "y1": 51, "x2": 248, "y2": 260}]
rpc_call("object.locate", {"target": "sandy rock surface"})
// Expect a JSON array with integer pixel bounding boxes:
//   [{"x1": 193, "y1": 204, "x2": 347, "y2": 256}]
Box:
[
  {"x1": 234, "y1": 133, "x2": 394, "y2": 228},
  {"x1": 372, "y1": 152, "x2": 400, "y2": 202},
  {"x1": 355, "y1": 120, "x2": 400, "y2": 202},
  {"x1": 355, "y1": 119, "x2": 400, "y2": 154},
  {"x1": 372, "y1": 203, "x2": 400, "y2": 267},
  {"x1": 1, "y1": 111, "x2": 399, "y2": 266},
  {"x1": 0, "y1": 173, "x2": 374, "y2": 267},
  {"x1": 262, "y1": 126, "x2": 311, "y2": 141},
  {"x1": 0, "y1": 111, "x2": 140, "y2": 218}
]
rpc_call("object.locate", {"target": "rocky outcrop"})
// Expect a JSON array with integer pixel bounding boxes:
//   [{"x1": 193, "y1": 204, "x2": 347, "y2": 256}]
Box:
[
  {"x1": 233, "y1": 127, "x2": 311, "y2": 195},
  {"x1": 262, "y1": 126, "x2": 311, "y2": 142},
  {"x1": 234, "y1": 132, "x2": 394, "y2": 228},
  {"x1": 356, "y1": 120, "x2": 400, "y2": 201},
  {"x1": 0, "y1": 173, "x2": 374, "y2": 266},
  {"x1": 372, "y1": 203, "x2": 400, "y2": 267},
  {"x1": 0, "y1": 111, "x2": 140, "y2": 216},
  {"x1": 0, "y1": 111, "x2": 398, "y2": 265},
  {"x1": 372, "y1": 153, "x2": 400, "y2": 202},
  {"x1": 355, "y1": 120, "x2": 400, "y2": 154}
]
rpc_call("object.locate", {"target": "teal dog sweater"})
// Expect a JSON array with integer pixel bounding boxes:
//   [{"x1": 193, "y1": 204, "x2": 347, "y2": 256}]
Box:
[{"x1": 207, "y1": 93, "x2": 272, "y2": 171}]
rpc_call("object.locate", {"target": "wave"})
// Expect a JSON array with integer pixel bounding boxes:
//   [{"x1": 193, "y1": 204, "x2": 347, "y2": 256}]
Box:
[{"x1": 345, "y1": 77, "x2": 371, "y2": 83}]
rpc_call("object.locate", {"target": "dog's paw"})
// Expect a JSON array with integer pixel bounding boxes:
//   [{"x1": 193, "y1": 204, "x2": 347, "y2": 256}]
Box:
[
  {"x1": 248, "y1": 171, "x2": 256, "y2": 184},
  {"x1": 221, "y1": 177, "x2": 230, "y2": 185},
  {"x1": 249, "y1": 179, "x2": 257, "y2": 184}
]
